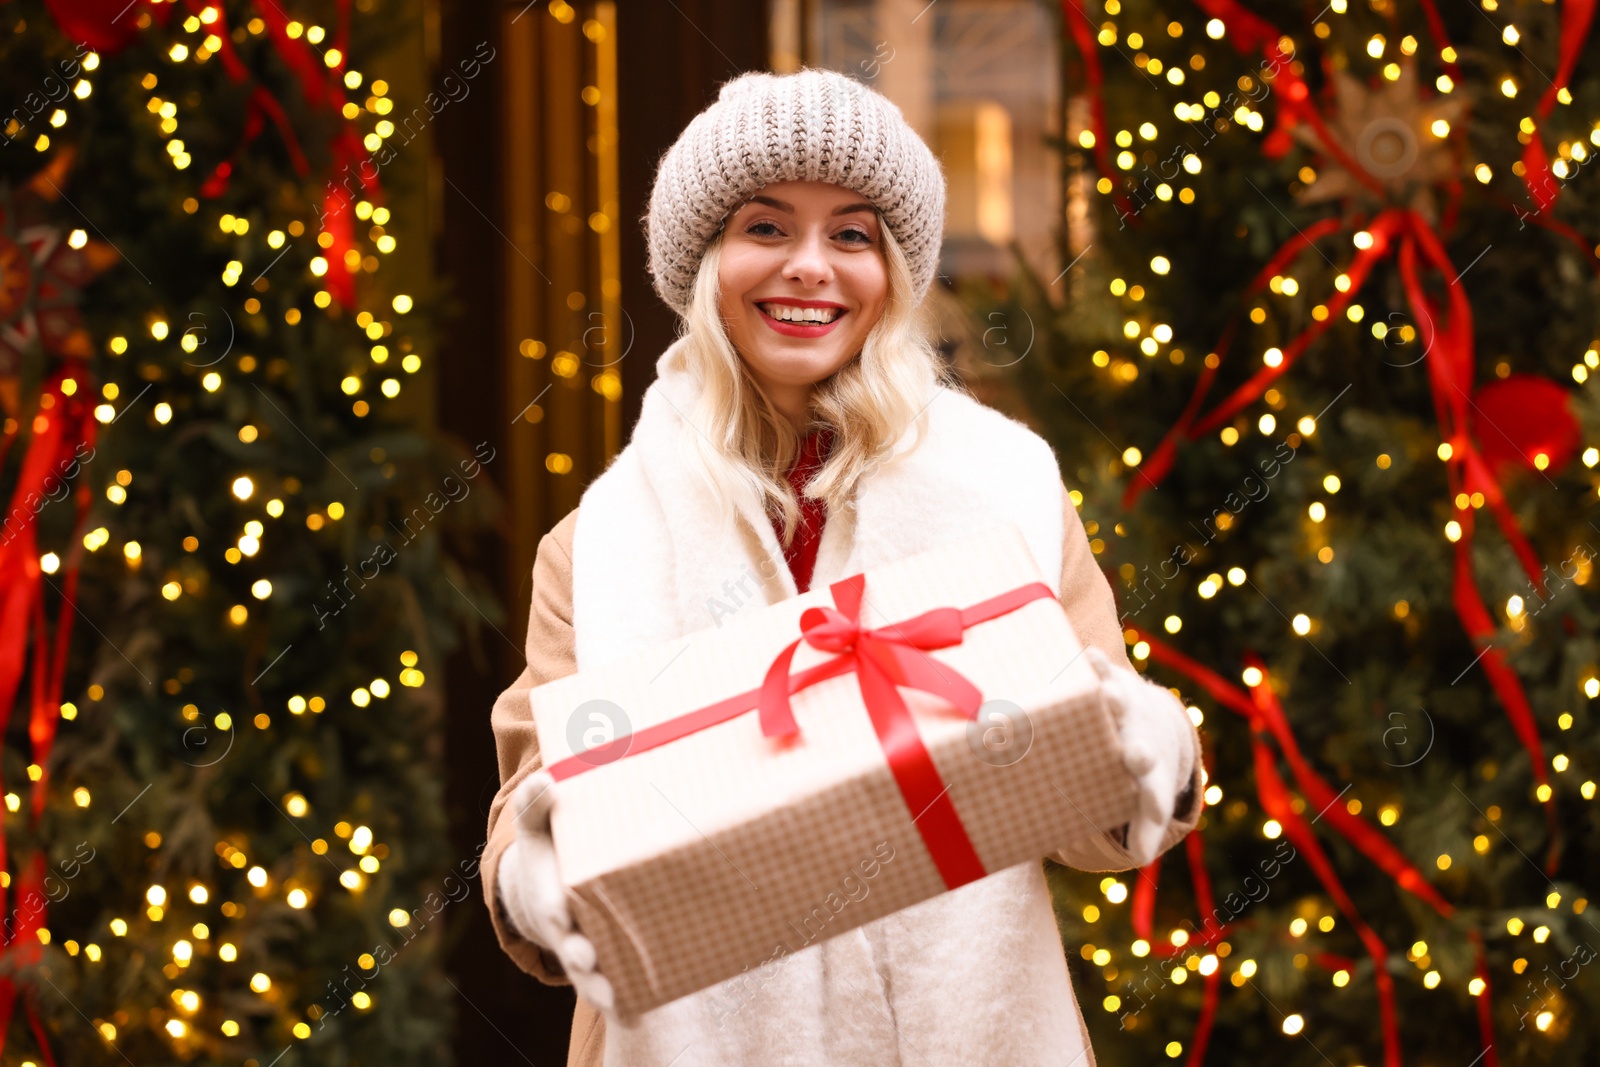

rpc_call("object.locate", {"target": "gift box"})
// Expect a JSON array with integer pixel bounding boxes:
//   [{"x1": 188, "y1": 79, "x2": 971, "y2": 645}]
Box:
[{"x1": 529, "y1": 520, "x2": 1139, "y2": 1019}]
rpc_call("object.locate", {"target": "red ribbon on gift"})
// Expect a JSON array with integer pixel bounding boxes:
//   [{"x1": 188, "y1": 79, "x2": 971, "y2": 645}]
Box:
[{"x1": 547, "y1": 571, "x2": 1062, "y2": 891}]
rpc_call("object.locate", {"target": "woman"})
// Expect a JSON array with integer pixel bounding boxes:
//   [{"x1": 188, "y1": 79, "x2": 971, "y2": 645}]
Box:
[{"x1": 482, "y1": 69, "x2": 1204, "y2": 1067}]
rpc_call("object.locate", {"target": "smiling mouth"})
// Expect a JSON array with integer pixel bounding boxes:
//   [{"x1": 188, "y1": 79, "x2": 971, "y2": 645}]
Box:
[{"x1": 756, "y1": 302, "x2": 846, "y2": 325}]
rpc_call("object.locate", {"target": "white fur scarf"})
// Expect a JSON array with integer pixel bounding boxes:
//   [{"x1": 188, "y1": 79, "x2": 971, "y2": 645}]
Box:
[{"x1": 571, "y1": 338, "x2": 1068, "y2": 669}]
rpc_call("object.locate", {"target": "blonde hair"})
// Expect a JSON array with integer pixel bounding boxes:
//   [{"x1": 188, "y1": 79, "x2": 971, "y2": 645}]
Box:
[{"x1": 674, "y1": 214, "x2": 957, "y2": 549}]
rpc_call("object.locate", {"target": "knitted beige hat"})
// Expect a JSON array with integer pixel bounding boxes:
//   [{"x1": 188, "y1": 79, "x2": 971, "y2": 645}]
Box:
[{"x1": 645, "y1": 67, "x2": 947, "y2": 316}]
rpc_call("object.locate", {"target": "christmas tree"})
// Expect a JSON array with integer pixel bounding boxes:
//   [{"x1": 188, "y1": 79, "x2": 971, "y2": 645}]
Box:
[
  {"x1": 0, "y1": 2, "x2": 497, "y2": 1063},
  {"x1": 969, "y1": 0, "x2": 1600, "y2": 1063}
]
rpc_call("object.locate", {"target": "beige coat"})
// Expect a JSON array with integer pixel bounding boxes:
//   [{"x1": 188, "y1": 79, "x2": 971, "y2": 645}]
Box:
[{"x1": 482, "y1": 489, "x2": 1204, "y2": 1067}]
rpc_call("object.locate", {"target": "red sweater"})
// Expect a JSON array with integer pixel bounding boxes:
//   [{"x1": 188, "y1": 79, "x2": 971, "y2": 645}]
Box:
[{"x1": 770, "y1": 427, "x2": 833, "y2": 593}]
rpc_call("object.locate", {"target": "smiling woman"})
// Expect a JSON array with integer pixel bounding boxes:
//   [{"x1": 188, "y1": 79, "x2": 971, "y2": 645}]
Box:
[
  {"x1": 484, "y1": 65, "x2": 1205, "y2": 1067},
  {"x1": 715, "y1": 181, "x2": 889, "y2": 429}
]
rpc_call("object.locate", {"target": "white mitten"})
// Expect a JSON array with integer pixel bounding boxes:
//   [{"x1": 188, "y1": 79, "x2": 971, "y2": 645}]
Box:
[
  {"x1": 1085, "y1": 646, "x2": 1199, "y2": 867},
  {"x1": 496, "y1": 770, "x2": 616, "y2": 1013}
]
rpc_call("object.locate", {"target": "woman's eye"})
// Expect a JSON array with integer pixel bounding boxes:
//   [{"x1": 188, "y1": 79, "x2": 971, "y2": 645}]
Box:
[
  {"x1": 746, "y1": 220, "x2": 783, "y2": 237},
  {"x1": 837, "y1": 227, "x2": 872, "y2": 244}
]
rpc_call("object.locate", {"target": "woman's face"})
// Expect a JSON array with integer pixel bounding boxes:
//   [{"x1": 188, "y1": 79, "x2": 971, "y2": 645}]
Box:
[{"x1": 717, "y1": 180, "x2": 889, "y2": 420}]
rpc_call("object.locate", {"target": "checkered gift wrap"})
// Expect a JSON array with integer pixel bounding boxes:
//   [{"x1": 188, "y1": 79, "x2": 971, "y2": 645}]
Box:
[{"x1": 528, "y1": 521, "x2": 1140, "y2": 1019}]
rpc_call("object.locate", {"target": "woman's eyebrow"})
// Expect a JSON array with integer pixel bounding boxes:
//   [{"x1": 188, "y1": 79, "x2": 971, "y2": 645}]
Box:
[{"x1": 744, "y1": 194, "x2": 876, "y2": 217}]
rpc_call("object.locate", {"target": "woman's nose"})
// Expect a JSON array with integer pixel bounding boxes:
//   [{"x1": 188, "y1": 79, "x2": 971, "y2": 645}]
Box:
[{"x1": 782, "y1": 229, "x2": 833, "y2": 288}]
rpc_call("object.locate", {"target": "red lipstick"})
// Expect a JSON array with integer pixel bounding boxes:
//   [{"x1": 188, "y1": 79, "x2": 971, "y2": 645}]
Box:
[{"x1": 754, "y1": 297, "x2": 848, "y2": 338}]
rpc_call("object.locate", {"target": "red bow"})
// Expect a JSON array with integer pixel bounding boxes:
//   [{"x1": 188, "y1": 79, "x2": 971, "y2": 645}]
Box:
[{"x1": 758, "y1": 572, "x2": 988, "y2": 889}]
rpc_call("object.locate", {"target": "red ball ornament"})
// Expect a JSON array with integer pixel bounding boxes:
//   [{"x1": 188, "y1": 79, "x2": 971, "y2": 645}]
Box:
[{"x1": 1469, "y1": 374, "x2": 1581, "y2": 477}]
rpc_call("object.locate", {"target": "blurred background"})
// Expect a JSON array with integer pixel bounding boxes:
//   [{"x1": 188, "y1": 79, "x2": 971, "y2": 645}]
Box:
[{"x1": 0, "y1": 0, "x2": 1598, "y2": 1064}]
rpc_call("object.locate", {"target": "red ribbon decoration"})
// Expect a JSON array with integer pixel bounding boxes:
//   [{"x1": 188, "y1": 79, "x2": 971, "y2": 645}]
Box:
[
  {"x1": 178, "y1": 0, "x2": 378, "y2": 308},
  {"x1": 185, "y1": 0, "x2": 313, "y2": 192},
  {"x1": 1180, "y1": 832, "x2": 1221, "y2": 1067},
  {"x1": 196, "y1": 86, "x2": 312, "y2": 199},
  {"x1": 1125, "y1": 826, "x2": 1225, "y2": 1067},
  {"x1": 1189, "y1": 0, "x2": 1595, "y2": 254},
  {"x1": 1127, "y1": 629, "x2": 1499, "y2": 1067},
  {"x1": 1122, "y1": 204, "x2": 1561, "y2": 869},
  {"x1": 1525, "y1": 0, "x2": 1597, "y2": 218},
  {"x1": 0, "y1": 367, "x2": 95, "y2": 1065},
  {"x1": 1060, "y1": 0, "x2": 1114, "y2": 186},
  {"x1": 548, "y1": 573, "x2": 1063, "y2": 891},
  {"x1": 1190, "y1": 0, "x2": 1592, "y2": 241}
]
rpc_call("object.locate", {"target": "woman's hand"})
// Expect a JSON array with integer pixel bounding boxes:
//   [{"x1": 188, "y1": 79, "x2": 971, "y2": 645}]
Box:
[
  {"x1": 497, "y1": 770, "x2": 616, "y2": 1012},
  {"x1": 1084, "y1": 647, "x2": 1198, "y2": 867}
]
